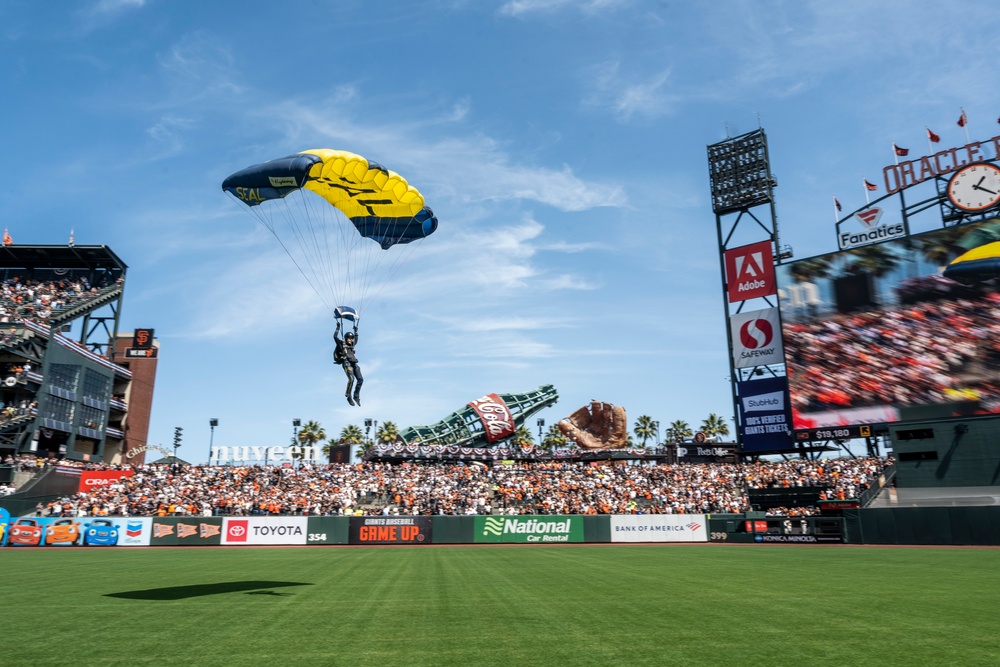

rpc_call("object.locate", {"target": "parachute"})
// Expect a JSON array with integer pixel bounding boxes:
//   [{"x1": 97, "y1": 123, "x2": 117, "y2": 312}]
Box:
[
  {"x1": 943, "y1": 241, "x2": 1000, "y2": 285},
  {"x1": 222, "y1": 149, "x2": 437, "y2": 322}
]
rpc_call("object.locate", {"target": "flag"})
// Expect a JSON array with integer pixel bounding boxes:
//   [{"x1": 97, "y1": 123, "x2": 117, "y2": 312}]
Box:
[
  {"x1": 2, "y1": 229, "x2": 11, "y2": 246},
  {"x1": 864, "y1": 180, "x2": 878, "y2": 192},
  {"x1": 958, "y1": 109, "x2": 967, "y2": 127},
  {"x1": 834, "y1": 197, "x2": 842, "y2": 212},
  {"x1": 927, "y1": 127, "x2": 940, "y2": 143},
  {"x1": 893, "y1": 143, "x2": 909, "y2": 157}
]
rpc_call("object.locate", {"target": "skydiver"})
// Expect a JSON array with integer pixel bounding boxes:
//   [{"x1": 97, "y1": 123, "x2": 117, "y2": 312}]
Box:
[{"x1": 334, "y1": 321, "x2": 363, "y2": 406}]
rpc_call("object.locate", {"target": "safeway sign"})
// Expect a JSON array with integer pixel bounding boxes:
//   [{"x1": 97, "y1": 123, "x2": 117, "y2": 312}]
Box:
[{"x1": 730, "y1": 307, "x2": 784, "y2": 368}]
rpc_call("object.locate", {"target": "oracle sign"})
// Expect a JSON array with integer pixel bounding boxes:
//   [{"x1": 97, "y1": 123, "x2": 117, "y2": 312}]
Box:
[
  {"x1": 468, "y1": 394, "x2": 516, "y2": 444},
  {"x1": 724, "y1": 240, "x2": 776, "y2": 302},
  {"x1": 78, "y1": 470, "x2": 134, "y2": 492}
]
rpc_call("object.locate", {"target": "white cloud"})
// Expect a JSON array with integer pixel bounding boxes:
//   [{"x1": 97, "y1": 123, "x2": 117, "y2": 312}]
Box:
[
  {"x1": 499, "y1": 0, "x2": 629, "y2": 17},
  {"x1": 585, "y1": 60, "x2": 674, "y2": 121}
]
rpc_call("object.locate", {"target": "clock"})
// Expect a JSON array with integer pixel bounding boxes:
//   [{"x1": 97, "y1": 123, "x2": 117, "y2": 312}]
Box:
[{"x1": 947, "y1": 162, "x2": 1000, "y2": 212}]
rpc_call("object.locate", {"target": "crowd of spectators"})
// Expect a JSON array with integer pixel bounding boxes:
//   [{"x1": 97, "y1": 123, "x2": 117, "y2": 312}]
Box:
[
  {"x1": 784, "y1": 294, "x2": 1000, "y2": 416},
  {"x1": 9, "y1": 456, "x2": 890, "y2": 519},
  {"x1": 0, "y1": 274, "x2": 121, "y2": 326}
]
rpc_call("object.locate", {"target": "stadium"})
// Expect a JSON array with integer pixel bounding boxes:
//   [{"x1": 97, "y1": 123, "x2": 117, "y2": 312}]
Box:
[{"x1": 1, "y1": 127, "x2": 998, "y2": 666}]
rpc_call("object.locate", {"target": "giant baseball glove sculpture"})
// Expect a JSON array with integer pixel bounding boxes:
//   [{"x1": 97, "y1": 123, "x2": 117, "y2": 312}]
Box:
[{"x1": 556, "y1": 400, "x2": 628, "y2": 450}]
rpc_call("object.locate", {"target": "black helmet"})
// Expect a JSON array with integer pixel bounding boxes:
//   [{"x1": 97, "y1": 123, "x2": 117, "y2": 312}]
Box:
[{"x1": 345, "y1": 331, "x2": 356, "y2": 341}]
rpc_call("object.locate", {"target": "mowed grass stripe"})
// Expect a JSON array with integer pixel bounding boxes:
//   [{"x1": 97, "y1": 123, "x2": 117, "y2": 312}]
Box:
[{"x1": 1, "y1": 546, "x2": 997, "y2": 667}]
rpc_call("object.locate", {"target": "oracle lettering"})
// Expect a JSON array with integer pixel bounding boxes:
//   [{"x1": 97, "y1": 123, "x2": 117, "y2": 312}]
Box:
[{"x1": 882, "y1": 135, "x2": 1000, "y2": 194}]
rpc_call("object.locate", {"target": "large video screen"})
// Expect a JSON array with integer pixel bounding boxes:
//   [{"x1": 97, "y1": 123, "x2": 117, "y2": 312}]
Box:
[{"x1": 776, "y1": 219, "x2": 1000, "y2": 430}]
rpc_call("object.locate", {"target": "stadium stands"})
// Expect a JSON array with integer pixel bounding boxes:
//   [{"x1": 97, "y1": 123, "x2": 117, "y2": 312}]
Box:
[{"x1": 9, "y1": 456, "x2": 890, "y2": 518}]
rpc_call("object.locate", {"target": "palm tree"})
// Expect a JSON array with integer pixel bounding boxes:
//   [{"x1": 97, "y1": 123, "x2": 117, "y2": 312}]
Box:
[
  {"x1": 540, "y1": 424, "x2": 569, "y2": 451},
  {"x1": 665, "y1": 420, "x2": 692, "y2": 444},
  {"x1": 699, "y1": 413, "x2": 730, "y2": 441},
  {"x1": 513, "y1": 425, "x2": 535, "y2": 448},
  {"x1": 789, "y1": 256, "x2": 832, "y2": 284},
  {"x1": 633, "y1": 415, "x2": 657, "y2": 448},
  {"x1": 375, "y1": 421, "x2": 401, "y2": 445},
  {"x1": 844, "y1": 244, "x2": 900, "y2": 278},
  {"x1": 339, "y1": 424, "x2": 365, "y2": 445},
  {"x1": 294, "y1": 420, "x2": 327, "y2": 463}
]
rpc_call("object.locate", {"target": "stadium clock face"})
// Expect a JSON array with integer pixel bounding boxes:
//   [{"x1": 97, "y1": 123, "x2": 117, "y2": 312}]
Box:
[{"x1": 947, "y1": 162, "x2": 1000, "y2": 212}]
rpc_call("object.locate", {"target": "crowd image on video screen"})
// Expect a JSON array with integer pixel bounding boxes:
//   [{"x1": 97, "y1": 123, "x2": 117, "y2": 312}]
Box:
[{"x1": 776, "y1": 218, "x2": 1000, "y2": 430}]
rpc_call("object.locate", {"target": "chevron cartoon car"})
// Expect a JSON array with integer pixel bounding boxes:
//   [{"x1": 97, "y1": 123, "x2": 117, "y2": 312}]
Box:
[
  {"x1": 83, "y1": 519, "x2": 119, "y2": 546},
  {"x1": 8, "y1": 518, "x2": 43, "y2": 546}
]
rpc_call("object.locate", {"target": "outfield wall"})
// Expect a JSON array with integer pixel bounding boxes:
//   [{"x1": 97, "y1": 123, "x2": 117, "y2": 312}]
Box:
[
  {"x1": 0, "y1": 514, "x2": 704, "y2": 547},
  {"x1": 5, "y1": 510, "x2": 998, "y2": 547}
]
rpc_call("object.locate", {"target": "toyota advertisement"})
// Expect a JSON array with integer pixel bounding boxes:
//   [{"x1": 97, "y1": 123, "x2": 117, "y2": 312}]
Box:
[{"x1": 776, "y1": 218, "x2": 1000, "y2": 431}]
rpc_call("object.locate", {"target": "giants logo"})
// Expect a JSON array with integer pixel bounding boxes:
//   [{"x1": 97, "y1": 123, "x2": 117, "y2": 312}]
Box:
[
  {"x1": 133, "y1": 328, "x2": 154, "y2": 349},
  {"x1": 468, "y1": 394, "x2": 515, "y2": 443},
  {"x1": 724, "y1": 241, "x2": 776, "y2": 302}
]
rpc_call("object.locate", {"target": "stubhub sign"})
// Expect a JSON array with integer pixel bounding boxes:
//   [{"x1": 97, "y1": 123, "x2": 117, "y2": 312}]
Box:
[{"x1": 737, "y1": 376, "x2": 794, "y2": 454}]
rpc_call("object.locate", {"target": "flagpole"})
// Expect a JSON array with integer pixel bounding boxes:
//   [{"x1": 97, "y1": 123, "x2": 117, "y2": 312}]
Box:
[
  {"x1": 892, "y1": 142, "x2": 899, "y2": 166},
  {"x1": 863, "y1": 178, "x2": 870, "y2": 205},
  {"x1": 833, "y1": 196, "x2": 839, "y2": 222},
  {"x1": 925, "y1": 127, "x2": 933, "y2": 154},
  {"x1": 961, "y1": 108, "x2": 970, "y2": 144}
]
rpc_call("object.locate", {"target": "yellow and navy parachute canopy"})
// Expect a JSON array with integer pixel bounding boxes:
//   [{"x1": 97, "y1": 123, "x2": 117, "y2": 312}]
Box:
[
  {"x1": 943, "y1": 241, "x2": 1000, "y2": 285},
  {"x1": 222, "y1": 149, "x2": 437, "y2": 249}
]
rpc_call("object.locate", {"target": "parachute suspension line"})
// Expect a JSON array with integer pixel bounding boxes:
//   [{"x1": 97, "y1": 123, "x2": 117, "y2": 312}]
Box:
[
  {"x1": 357, "y1": 235, "x2": 425, "y2": 320},
  {"x1": 225, "y1": 191, "x2": 336, "y2": 315}
]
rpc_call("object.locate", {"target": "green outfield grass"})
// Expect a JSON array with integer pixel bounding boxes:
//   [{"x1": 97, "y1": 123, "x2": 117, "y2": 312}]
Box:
[{"x1": 2, "y1": 545, "x2": 998, "y2": 667}]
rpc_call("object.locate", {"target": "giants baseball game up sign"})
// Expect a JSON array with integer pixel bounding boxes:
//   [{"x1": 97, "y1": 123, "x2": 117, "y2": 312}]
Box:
[
  {"x1": 729, "y1": 307, "x2": 784, "y2": 368},
  {"x1": 468, "y1": 394, "x2": 515, "y2": 443},
  {"x1": 724, "y1": 240, "x2": 776, "y2": 302}
]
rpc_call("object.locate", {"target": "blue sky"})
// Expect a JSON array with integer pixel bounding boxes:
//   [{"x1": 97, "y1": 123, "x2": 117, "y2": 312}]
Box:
[{"x1": 3, "y1": 0, "x2": 1000, "y2": 461}]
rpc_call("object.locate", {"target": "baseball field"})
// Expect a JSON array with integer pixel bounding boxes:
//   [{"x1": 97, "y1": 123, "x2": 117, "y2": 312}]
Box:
[{"x1": 4, "y1": 544, "x2": 997, "y2": 666}]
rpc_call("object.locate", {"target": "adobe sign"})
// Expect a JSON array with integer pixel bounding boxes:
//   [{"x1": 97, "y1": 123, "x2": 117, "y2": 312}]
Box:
[{"x1": 724, "y1": 241, "x2": 776, "y2": 302}]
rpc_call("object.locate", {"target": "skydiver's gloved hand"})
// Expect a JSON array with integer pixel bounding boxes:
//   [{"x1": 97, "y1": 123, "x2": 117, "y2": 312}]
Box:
[{"x1": 557, "y1": 401, "x2": 628, "y2": 450}]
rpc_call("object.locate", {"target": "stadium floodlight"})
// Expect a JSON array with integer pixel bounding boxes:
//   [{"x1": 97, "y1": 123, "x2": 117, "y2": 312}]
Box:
[{"x1": 706, "y1": 129, "x2": 775, "y2": 215}]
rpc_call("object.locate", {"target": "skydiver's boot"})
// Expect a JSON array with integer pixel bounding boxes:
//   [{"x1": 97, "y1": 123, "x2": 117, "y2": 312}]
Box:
[
  {"x1": 346, "y1": 393, "x2": 355, "y2": 406},
  {"x1": 353, "y1": 393, "x2": 361, "y2": 407}
]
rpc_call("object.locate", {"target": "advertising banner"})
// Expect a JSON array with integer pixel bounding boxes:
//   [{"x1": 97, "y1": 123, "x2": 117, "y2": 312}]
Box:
[
  {"x1": 78, "y1": 470, "x2": 134, "y2": 493},
  {"x1": 609, "y1": 515, "x2": 708, "y2": 543},
  {"x1": 737, "y1": 376, "x2": 795, "y2": 453},
  {"x1": 348, "y1": 516, "x2": 432, "y2": 545},
  {"x1": 724, "y1": 240, "x2": 776, "y2": 302},
  {"x1": 150, "y1": 517, "x2": 223, "y2": 546},
  {"x1": 467, "y1": 394, "x2": 516, "y2": 443},
  {"x1": 305, "y1": 517, "x2": 348, "y2": 545},
  {"x1": 221, "y1": 517, "x2": 308, "y2": 545},
  {"x1": 730, "y1": 307, "x2": 784, "y2": 368},
  {"x1": 0, "y1": 515, "x2": 152, "y2": 547},
  {"x1": 473, "y1": 516, "x2": 583, "y2": 543}
]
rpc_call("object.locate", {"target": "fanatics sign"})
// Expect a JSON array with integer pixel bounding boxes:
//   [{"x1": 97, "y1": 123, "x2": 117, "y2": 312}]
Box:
[{"x1": 724, "y1": 241, "x2": 776, "y2": 302}]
